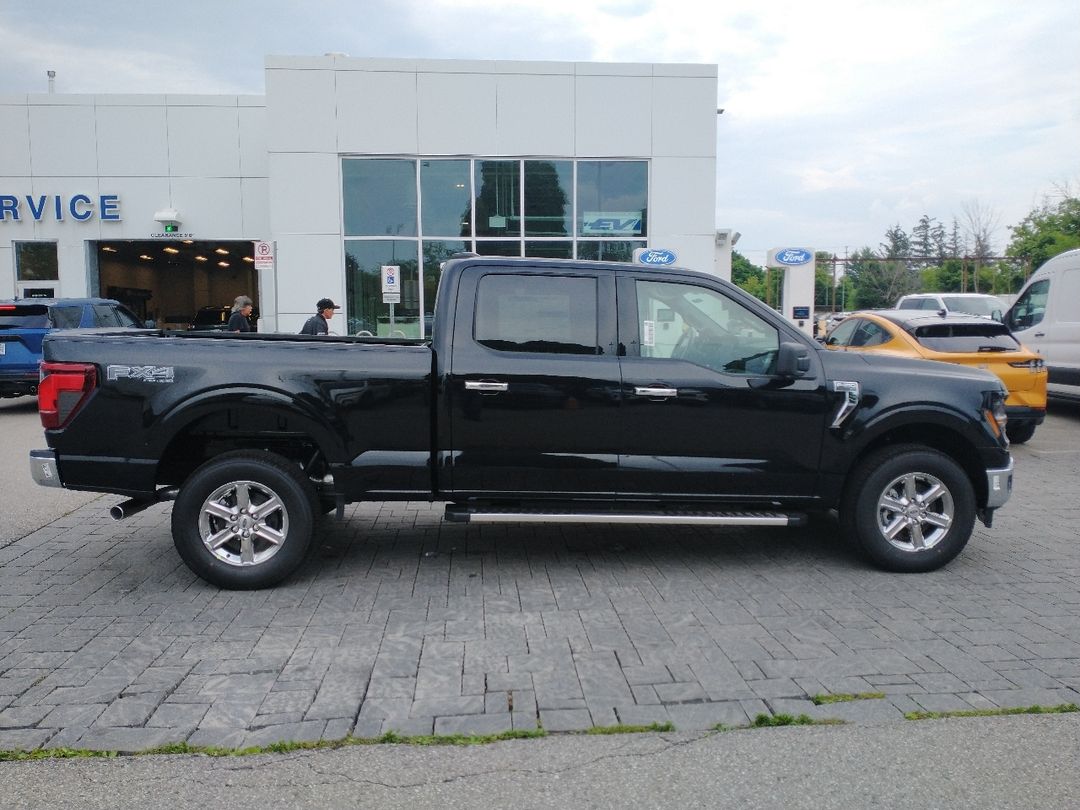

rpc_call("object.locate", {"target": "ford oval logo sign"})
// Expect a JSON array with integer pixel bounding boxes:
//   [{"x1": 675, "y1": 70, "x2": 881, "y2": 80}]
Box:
[
  {"x1": 635, "y1": 248, "x2": 678, "y2": 266},
  {"x1": 775, "y1": 248, "x2": 813, "y2": 266}
]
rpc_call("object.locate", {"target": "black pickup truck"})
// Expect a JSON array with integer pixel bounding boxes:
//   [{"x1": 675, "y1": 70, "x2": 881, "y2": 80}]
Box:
[{"x1": 30, "y1": 256, "x2": 1014, "y2": 588}]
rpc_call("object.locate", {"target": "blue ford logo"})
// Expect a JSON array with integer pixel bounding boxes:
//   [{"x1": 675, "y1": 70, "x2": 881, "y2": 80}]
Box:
[
  {"x1": 637, "y1": 248, "x2": 678, "y2": 266},
  {"x1": 775, "y1": 248, "x2": 813, "y2": 265}
]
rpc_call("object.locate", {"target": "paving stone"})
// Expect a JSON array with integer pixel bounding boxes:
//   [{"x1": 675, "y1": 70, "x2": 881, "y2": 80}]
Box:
[
  {"x1": 0, "y1": 728, "x2": 57, "y2": 750},
  {"x1": 242, "y1": 719, "x2": 327, "y2": 747},
  {"x1": 434, "y1": 712, "x2": 512, "y2": 736},
  {"x1": 74, "y1": 726, "x2": 179, "y2": 754},
  {"x1": 538, "y1": 708, "x2": 593, "y2": 732}
]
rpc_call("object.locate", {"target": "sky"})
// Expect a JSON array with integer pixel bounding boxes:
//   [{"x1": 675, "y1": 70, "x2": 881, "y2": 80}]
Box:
[{"x1": 1, "y1": 0, "x2": 1077, "y2": 268}]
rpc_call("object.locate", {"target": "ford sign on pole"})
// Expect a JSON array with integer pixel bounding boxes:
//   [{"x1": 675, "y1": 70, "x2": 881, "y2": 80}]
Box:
[
  {"x1": 633, "y1": 247, "x2": 678, "y2": 266},
  {"x1": 772, "y1": 248, "x2": 813, "y2": 266}
]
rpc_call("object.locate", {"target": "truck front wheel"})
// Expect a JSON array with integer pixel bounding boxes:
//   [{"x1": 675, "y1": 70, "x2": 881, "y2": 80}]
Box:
[
  {"x1": 171, "y1": 450, "x2": 316, "y2": 589},
  {"x1": 841, "y1": 445, "x2": 975, "y2": 573}
]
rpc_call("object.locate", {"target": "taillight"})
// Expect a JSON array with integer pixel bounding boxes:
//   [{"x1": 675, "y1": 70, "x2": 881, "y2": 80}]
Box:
[
  {"x1": 1008, "y1": 358, "x2": 1045, "y2": 371},
  {"x1": 38, "y1": 362, "x2": 97, "y2": 429}
]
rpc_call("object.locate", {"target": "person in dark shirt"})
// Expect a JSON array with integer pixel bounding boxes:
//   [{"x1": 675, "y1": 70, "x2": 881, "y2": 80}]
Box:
[
  {"x1": 228, "y1": 296, "x2": 253, "y2": 332},
  {"x1": 299, "y1": 298, "x2": 340, "y2": 335}
]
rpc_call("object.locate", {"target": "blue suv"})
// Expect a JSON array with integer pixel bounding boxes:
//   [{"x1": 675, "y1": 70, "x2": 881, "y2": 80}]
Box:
[{"x1": 0, "y1": 297, "x2": 145, "y2": 398}]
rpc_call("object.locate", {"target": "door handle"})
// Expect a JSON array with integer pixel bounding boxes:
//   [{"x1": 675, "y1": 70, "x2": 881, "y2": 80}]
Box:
[
  {"x1": 1034, "y1": 332, "x2": 1045, "y2": 337},
  {"x1": 633, "y1": 385, "x2": 678, "y2": 398},
  {"x1": 465, "y1": 380, "x2": 509, "y2": 393}
]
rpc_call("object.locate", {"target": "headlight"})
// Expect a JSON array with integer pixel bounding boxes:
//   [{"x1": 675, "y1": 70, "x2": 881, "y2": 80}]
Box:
[{"x1": 982, "y1": 391, "x2": 1008, "y2": 439}]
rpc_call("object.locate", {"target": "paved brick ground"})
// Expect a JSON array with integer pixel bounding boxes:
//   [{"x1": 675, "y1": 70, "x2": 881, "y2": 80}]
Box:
[{"x1": 2, "y1": 406, "x2": 1078, "y2": 752}]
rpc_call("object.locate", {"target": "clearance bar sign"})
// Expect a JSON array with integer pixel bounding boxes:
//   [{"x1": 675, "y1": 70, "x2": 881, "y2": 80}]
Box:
[{"x1": 253, "y1": 241, "x2": 274, "y2": 272}]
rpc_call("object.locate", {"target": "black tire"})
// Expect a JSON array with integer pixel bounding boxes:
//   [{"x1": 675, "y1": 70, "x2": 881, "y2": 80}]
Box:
[
  {"x1": 841, "y1": 444, "x2": 975, "y2": 573},
  {"x1": 1005, "y1": 420, "x2": 1037, "y2": 445},
  {"x1": 171, "y1": 450, "x2": 316, "y2": 589}
]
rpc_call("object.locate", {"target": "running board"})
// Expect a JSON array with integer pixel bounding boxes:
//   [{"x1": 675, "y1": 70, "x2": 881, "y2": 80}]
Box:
[{"x1": 445, "y1": 505, "x2": 807, "y2": 527}]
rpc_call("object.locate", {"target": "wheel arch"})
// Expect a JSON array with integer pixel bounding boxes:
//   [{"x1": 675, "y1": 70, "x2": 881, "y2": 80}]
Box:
[{"x1": 150, "y1": 388, "x2": 347, "y2": 490}]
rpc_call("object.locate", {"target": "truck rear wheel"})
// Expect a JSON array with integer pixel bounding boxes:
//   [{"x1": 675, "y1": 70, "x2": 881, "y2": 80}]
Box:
[
  {"x1": 171, "y1": 450, "x2": 315, "y2": 589},
  {"x1": 841, "y1": 444, "x2": 975, "y2": 573}
]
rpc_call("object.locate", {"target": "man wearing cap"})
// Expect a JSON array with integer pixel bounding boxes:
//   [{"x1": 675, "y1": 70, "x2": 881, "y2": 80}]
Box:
[{"x1": 299, "y1": 298, "x2": 340, "y2": 335}]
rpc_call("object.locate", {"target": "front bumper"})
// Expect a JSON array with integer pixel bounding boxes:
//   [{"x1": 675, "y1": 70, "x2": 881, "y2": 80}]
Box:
[
  {"x1": 984, "y1": 457, "x2": 1013, "y2": 509},
  {"x1": 29, "y1": 449, "x2": 62, "y2": 488}
]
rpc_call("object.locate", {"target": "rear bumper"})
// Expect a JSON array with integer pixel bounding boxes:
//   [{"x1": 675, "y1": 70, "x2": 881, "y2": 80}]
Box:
[
  {"x1": 0, "y1": 370, "x2": 38, "y2": 397},
  {"x1": 1004, "y1": 405, "x2": 1045, "y2": 425},
  {"x1": 29, "y1": 449, "x2": 62, "y2": 488}
]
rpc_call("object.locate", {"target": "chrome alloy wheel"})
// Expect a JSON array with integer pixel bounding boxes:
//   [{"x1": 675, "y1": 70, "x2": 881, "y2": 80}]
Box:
[
  {"x1": 876, "y1": 471, "x2": 954, "y2": 552},
  {"x1": 197, "y1": 479, "x2": 290, "y2": 566}
]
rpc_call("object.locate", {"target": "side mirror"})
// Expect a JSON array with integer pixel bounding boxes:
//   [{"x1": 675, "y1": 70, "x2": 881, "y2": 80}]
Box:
[
  {"x1": 776, "y1": 341, "x2": 811, "y2": 378},
  {"x1": 144, "y1": 319, "x2": 156, "y2": 329}
]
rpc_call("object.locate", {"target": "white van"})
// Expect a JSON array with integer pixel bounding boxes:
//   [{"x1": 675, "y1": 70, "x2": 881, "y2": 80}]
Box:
[{"x1": 1004, "y1": 248, "x2": 1080, "y2": 402}]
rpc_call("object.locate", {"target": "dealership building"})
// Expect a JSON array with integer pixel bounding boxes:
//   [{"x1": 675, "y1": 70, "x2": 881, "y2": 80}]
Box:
[{"x1": 0, "y1": 55, "x2": 727, "y2": 334}]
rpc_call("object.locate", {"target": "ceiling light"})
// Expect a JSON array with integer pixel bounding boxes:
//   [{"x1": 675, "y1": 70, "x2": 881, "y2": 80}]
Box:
[
  {"x1": 242, "y1": 256, "x2": 254, "y2": 263},
  {"x1": 101, "y1": 246, "x2": 117, "y2": 253},
  {"x1": 163, "y1": 247, "x2": 179, "y2": 254},
  {"x1": 215, "y1": 248, "x2": 229, "y2": 255},
  {"x1": 217, "y1": 261, "x2": 229, "y2": 267},
  {"x1": 195, "y1": 255, "x2": 208, "y2": 262},
  {"x1": 139, "y1": 254, "x2": 153, "y2": 261},
  {"x1": 182, "y1": 240, "x2": 194, "y2": 244}
]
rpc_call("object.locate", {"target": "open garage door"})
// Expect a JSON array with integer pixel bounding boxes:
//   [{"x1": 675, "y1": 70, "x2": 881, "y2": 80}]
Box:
[{"x1": 93, "y1": 240, "x2": 258, "y2": 330}]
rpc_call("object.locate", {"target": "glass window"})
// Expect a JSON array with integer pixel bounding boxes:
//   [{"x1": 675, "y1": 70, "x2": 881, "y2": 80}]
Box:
[
  {"x1": 525, "y1": 241, "x2": 574, "y2": 259},
  {"x1": 524, "y1": 160, "x2": 572, "y2": 236},
  {"x1": 850, "y1": 320, "x2": 890, "y2": 347},
  {"x1": 577, "y1": 240, "x2": 645, "y2": 262},
  {"x1": 0, "y1": 303, "x2": 49, "y2": 328},
  {"x1": 50, "y1": 306, "x2": 82, "y2": 328},
  {"x1": 345, "y1": 240, "x2": 421, "y2": 337},
  {"x1": 577, "y1": 161, "x2": 647, "y2": 237},
  {"x1": 475, "y1": 274, "x2": 598, "y2": 355},
  {"x1": 343, "y1": 159, "x2": 417, "y2": 237},
  {"x1": 475, "y1": 160, "x2": 520, "y2": 238},
  {"x1": 1006, "y1": 279, "x2": 1049, "y2": 331},
  {"x1": 476, "y1": 241, "x2": 521, "y2": 257},
  {"x1": 421, "y1": 159, "x2": 471, "y2": 237},
  {"x1": 912, "y1": 322, "x2": 1020, "y2": 353},
  {"x1": 422, "y1": 240, "x2": 467, "y2": 337},
  {"x1": 15, "y1": 242, "x2": 59, "y2": 281},
  {"x1": 826, "y1": 318, "x2": 860, "y2": 346},
  {"x1": 634, "y1": 280, "x2": 779, "y2": 375}
]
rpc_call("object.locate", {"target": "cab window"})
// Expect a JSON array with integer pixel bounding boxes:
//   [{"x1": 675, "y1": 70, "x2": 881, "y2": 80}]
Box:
[
  {"x1": 475, "y1": 274, "x2": 599, "y2": 355},
  {"x1": 632, "y1": 280, "x2": 779, "y2": 375},
  {"x1": 826, "y1": 317, "x2": 860, "y2": 346}
]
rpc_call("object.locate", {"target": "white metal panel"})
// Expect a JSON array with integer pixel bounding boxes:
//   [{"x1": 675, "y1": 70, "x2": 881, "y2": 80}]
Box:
[
  {"x1": 267, "y1": 152, "x2": 340, "y2": 235},
  {"x1": 417, "y1": 72, "x2": 497, "y2": 155},
  {"x1": 336, "y1": 70, "x2": 418, "y2": 154},
  {"x1": 95, "y1": 105, "x2": 169, "y2": 176},
  {"x1": 649, "y1": 156, "x2": 717, "y2": 235},
  {"x1": 652, "y1": 77, "x2": 717, "y2": 158},
  {"x1": 91, "y1": 176, "x2": 171, "y2": 239},
  {"x1": 273, "y1": 233, "x2": 345, "y2": 331},
  {"x1": 240, "y1": 176, "x2": 271, "y2": 235},
  {"x1": 27, "y1": 104, "x2": 97, "y2": 176},
  {"x1": 167, "y1": 106, "x2": 242, "y2": 178},
  {"x1": 238, "y1": 105, "x2": 268, "y2": 177},
  {"x1": 0, "y1": 104, "x2": 31, "y2": 175},
  {"x1": 495, "y1": 74, "x2": 574, "y2": 156},
  {"x1": 574, "y1": 76, "x2": 652, "y2": 157},
  {"x1": 25, "y1": 176, "x2": 101, "y2": 240},
  {"x1": 265, "y1": 68, "x2": 336, "y2": 153},
  {"x1": 169, "y1": 178, "x2": 244, "y2": 236}
]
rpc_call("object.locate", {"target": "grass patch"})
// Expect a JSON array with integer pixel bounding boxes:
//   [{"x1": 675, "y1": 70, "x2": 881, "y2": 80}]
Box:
[
  {"x1": 811, "y1": 692, "x2": 886, "y2": 705},
  {"x1": 0, "y1": 728, "x2": 548, "y2": 763},
  {"x1": 751, "y1": 713, "x2": 821, "y2": 727},
  {"x1": 904, "y1": 703, "x2": 1080, "y2": 721},
  {"x1": 586, "y1": 722, "x2": 675, "y2": 735}
]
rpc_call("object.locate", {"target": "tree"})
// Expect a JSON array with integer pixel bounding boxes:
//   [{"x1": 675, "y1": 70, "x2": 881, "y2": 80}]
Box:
[
  {"x1": 843, "y1": 247, "x2": 904, "y2": 309},
  {"x1": 731, "y1": 250, "x2": 766, "y2": 300},
  {"x1": 1006, "y1": 185, "x2": 1080, "y2": 270}
]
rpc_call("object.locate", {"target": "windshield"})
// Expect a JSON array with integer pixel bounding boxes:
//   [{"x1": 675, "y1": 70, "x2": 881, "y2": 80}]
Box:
[{"x1": 941, "y1": 296, "x2": 1002, "y2": 318}]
